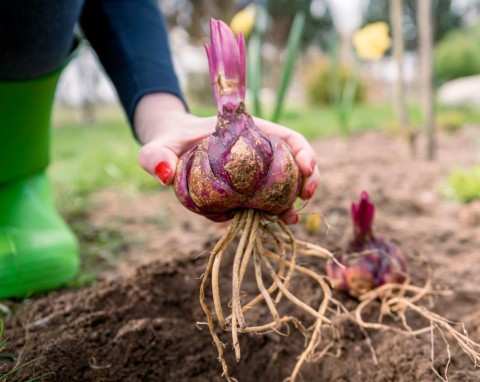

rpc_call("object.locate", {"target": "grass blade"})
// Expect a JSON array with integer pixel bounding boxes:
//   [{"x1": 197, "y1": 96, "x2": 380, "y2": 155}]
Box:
[
  {"x1": 247, "y1": 6, "x2": 268, "y2": 118},
  {"x1": 271, "y1": 11, "x2": 306, "y2": 123},
  {"x1": 22, "y1": 372, "x2": 55, "y2": 382},
  {"x1": 0, "y1": 358, "x2": 43, "y2": 380},
  {"x1": 247, "y1": 33, "x2": 263, "y2": 117}
]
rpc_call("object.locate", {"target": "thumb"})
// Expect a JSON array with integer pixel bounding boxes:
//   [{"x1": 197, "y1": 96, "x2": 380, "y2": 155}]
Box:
[{"x1": 138, "y1": 140, "x2": 178, "y2": 186}]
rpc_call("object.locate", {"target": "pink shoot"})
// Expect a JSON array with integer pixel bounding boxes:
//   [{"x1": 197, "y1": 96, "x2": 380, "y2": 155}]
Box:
[
  {"x1": 351, "y1": 190, "x2": 375, "y2": 245},
  {"x1": 326, "y1": 191, "x2": 407, "y2": 297},
  {"x1": 205, "y1": 19, "x2": 247, "y2": 111}
]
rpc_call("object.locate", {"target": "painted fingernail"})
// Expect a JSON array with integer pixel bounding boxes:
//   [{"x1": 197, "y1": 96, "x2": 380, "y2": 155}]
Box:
[
  {"x1": 307, "y1": 182, "x2": 317, "y2": 198},
  {"x1": 293, "y1": 214, "x2": 299, "y2": 224},
  {"x1": 154, "y1": 162, "x2": 171, "y2": 184}
]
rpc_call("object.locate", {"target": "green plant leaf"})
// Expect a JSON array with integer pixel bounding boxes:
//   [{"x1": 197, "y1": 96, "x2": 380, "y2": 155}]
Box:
[
  {"x1": 443, "y1": 165, "x2": 480, "y2": 202},
  {"x1": 247, "y1": 33, "x2": 263, "y2": 117},
  {"x1": 247, "y1": 5, "x2": 268, "y2": 118},
  {"x1": 271, "y1": 11, "x2": 306, "y2": 123},
  {"x1": 24, "y1": 372, "x2": 55, "y2": 382},
  {"x1": 0, "y1": 357, "x2": 42, "y2": 380}
]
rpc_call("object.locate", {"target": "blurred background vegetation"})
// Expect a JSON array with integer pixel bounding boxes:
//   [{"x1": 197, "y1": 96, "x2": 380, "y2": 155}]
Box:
[{"x1": 52, "y1": 0, "x2": 480, "y2": 206}]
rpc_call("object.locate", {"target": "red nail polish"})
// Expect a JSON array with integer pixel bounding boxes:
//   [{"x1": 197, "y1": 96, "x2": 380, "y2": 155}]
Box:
[
  {"x1": 154, "y1": 162, "x2": 171, "y2": 184},
  {"x1": 293, "y1": 214, "x2": 299, "y2": 224},
  {"x1": 307, "y1": 183, "x2": 317, "y2": 198}
]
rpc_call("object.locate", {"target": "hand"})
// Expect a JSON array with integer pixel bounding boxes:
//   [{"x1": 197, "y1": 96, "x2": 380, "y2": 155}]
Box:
[{"x1": 135, "y1": 93, "x2": 320, "y2": 224}]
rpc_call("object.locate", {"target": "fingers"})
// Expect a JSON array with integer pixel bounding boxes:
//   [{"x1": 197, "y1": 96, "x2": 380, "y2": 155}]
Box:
[
  {"x1": 253, "y1": 117, "x2": 317, "y2": 178},
  {"x1": 279, "y1": 205, "x2": 299, "y2": 225},
  {"x1": 138, "y1": 140, "x2": 178, "y2": 186},
  {"x1": 253, "y1": 116, "x2": 320, "y2": 201},
  {"x1": 137, "y1": 115, "x2": 215, "y2": 187},
  {"x1": 299, "y1": 163, "x2": 320, "y2": 200}
]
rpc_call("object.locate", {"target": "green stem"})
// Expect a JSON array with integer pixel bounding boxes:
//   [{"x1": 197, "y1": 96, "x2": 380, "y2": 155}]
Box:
[
  {"x1": 271, "y1": 11, "x2": 306, "y2": 123},
  {"x1": 338, "y1": 73, "x2": 358, "y2": 137},
  {"x1": 328, "y1": 36, "x2": 358, "y2": 137},
  {"x1": 247, "y1": 5, "x2": 268, "y2": 118}
]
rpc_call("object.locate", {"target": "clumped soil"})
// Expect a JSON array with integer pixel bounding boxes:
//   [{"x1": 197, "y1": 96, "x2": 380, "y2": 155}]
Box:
[{"x1": 1, "y1": 129, "x2": 480, "y2": 382}]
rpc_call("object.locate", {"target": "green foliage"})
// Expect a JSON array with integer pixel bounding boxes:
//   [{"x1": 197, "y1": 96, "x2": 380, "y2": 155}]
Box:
[
  {"x1": 247, "y1": 5, "x2": 268, "y2": 117},
  {"x1": 277, "y1": 103, "x2": 418, "y2": 139},
  {"x1": 49, "y1": 119, "x2": 157, "y2": 198},
  {"x1": 267, "y1": 0, "x2": 333, "y2": 48},
  {"x1": 272, "y1": 11, "x2": 306, "y2": 122},
  {"x1": 434, "y1": 26, "x2": 480, "y2": 83},
  {"x1": 0, "y1": 358, "x2": 52, "y2": 381},
  {"x1": 437, "y1": 110, "x2": 465, "y2": 133},
  {"x1": 0, "y1": 320, "x2": 52, "y2": 381},
  {"x1": 444, "y1": 165, "x2": 480, "y2": 203},
  {"x1": 0, "y1": 320, "x2": 5, "y2": 351},
  {"x1": 247, "y1": 6, "x2": 306, "y2": 122},
  {"x1": 304, "y1": 58, "x2": 365, "y2": 105}
]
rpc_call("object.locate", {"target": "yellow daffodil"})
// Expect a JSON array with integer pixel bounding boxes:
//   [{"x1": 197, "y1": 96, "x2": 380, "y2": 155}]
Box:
[
  {"x1": 230, "y1": 4, "x2": 256, "y2": 37},
  {"x1": 353, "y1": 22, "x2": 391, "y2": 61}
]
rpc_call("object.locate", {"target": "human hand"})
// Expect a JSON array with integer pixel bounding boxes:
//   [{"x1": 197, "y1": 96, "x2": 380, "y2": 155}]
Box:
[{"x1": 135, "y1": 93, "x2": 319, "y2": 224}]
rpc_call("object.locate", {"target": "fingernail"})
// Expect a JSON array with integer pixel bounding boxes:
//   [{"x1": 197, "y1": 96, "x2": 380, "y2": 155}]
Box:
[
  {"x1": 293, "y1": 214, "x2": 299, "y2": 224},
  {"x1": 309, "y1": 160, "x2": 316, "y2": 174},
  {"x1": 154, "y1": 162, "x2": 171, "y2": 184},
  {"x1": 307, "y1": 182, "x2": 317, "y2": 198}
]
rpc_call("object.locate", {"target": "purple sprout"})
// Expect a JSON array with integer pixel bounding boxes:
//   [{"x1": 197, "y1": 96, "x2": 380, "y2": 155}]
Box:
[{"x1": 326, "y1": 191, "x2": 407, "y2": 297}]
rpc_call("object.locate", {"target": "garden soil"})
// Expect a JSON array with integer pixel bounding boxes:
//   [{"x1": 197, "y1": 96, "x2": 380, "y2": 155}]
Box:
[{"x1": 1, "y1": 129, "x2": 480, "y2": 381}]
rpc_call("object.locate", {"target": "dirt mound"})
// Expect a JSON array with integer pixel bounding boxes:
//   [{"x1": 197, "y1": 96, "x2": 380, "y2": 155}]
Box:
[{"x1": 1, "y1": 130, "x2": 480, "y2": 381}]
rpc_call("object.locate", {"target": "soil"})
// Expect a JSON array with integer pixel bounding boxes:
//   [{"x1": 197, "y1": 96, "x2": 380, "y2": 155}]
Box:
[{"x1": 1, "y1": 129, "x2": 480, "y2": 382}]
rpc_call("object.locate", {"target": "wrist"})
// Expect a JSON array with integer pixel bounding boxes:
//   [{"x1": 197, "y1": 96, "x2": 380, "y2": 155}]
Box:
[{"x1": 134, "y1": 93, "x2": 187, "y2": 144}]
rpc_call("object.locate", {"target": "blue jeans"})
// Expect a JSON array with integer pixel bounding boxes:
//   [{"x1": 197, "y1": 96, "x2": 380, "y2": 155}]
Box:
[{"x1": 0, "y1": 0, "x2": 84, "y2": 80}]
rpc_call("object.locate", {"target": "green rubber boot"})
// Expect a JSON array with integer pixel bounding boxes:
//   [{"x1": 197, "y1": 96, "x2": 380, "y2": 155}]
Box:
[{"x1": 0, "y1": 47, "x2": 80, "y2": 299}]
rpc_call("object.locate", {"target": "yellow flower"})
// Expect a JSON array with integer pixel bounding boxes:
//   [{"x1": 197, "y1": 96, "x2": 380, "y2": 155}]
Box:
[
  {"x1": 304, "y1": 214, "x2": 322, "y2": 235},
  {"x1": 353, "y1": 22, "x2": 391, "y2": 61},
  {"x1": 230, "y1": 4, "x2": 256, "y2": 37}
]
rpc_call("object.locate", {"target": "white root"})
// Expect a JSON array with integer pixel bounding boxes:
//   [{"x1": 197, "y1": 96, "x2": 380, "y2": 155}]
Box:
[{"x1": 200, "y1": 210, "x2": 334, "y2": 382}]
